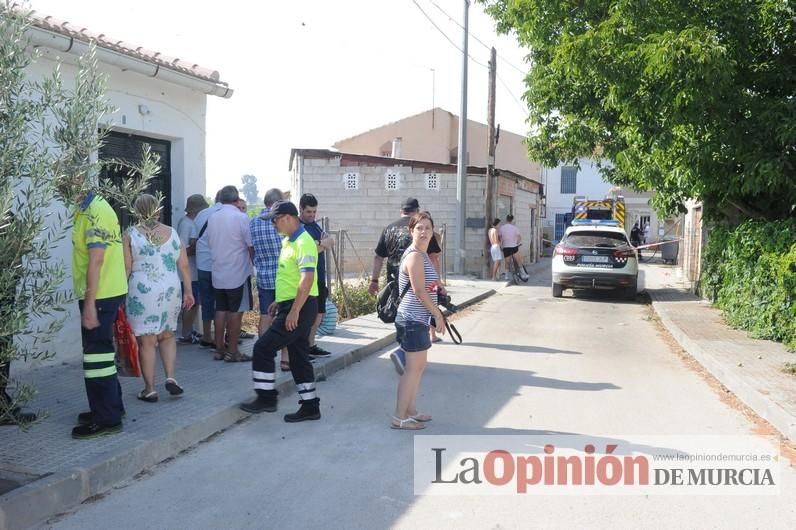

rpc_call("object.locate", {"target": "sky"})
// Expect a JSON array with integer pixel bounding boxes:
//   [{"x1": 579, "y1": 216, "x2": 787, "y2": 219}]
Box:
[{"x1": 28, "y1": 0, "x2": 532, "y2": 196}]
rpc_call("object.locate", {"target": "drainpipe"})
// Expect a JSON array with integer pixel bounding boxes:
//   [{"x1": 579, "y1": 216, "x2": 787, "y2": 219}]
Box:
[{"x1": 27, "y1": 27, "x2": 234, "y2": 99}]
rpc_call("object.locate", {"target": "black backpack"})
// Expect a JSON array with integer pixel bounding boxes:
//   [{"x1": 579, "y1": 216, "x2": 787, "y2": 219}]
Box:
[{"x1": 376, "y1": 279, "x2": 411, "y2": 324}]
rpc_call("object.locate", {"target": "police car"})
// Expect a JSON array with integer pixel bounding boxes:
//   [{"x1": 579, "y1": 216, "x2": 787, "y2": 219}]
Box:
[{"x1": 551, "y1": 219, "x2": 638, "y2": 299}]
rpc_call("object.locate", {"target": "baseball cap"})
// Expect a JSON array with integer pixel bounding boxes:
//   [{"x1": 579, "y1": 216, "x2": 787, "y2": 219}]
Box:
[
  {"x1": 263, "y1": 200, "x2": 299, "y2": 219},
  {"x1": 401, "y1": 197, "x2": 420, "y2": 211}
]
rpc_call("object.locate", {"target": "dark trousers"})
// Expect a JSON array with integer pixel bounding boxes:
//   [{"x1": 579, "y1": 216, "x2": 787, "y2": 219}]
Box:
[
  {"x1": 251, "y1": 297, "x2": 318, "y2": 401},
  {"x1": 78, "y1": 295, "x2": 126, "y2": 426}
]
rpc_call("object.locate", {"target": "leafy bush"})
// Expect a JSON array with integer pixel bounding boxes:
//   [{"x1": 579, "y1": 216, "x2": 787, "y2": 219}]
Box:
[
  {"x1": 331, "y1": 277, "x2": 377, "y2": 321},
  {"x1": 701, "y1": 219, "x2": 796, "y2": 350}
]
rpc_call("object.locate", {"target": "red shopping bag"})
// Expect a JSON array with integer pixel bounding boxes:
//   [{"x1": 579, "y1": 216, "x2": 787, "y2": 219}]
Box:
[{"x1": 114, "y1": 305, "x2": 141, "y2": 377}]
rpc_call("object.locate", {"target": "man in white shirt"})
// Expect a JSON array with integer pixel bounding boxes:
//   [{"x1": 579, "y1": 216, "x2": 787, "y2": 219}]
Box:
[
  {"x1": 206, "y1": 185, "x2": 254, "y2": 362},
  {"x1": 193, "y1": 191, "x2": 224, "y2": 348},
  {"x1": 499, "y1": 214, "x2": 528, "y2": 281},
  {"x1": 176, "y1": 194, "x2": 208, "y2": 344}
]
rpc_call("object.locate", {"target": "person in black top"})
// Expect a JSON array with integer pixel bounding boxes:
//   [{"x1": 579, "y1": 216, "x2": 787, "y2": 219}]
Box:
[
  {"x1": 368, "y1": 197, "x2": 442, "y2": 296},
  {"x1": 298, "y1": 193, "x2": 335, "y2": 359}
]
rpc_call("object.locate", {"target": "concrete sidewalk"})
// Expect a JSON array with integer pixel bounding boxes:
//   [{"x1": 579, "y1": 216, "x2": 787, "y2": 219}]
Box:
[
  {"x1": 643, "y1": 261, "x2": 796, "y2": 442},
  {"x1": 0, "y1": 279, "x2": 504, "y2": 530}
]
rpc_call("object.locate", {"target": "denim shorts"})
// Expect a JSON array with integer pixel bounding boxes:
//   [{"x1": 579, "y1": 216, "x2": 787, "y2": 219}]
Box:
[
  {"x1": 395, "y1": 316, "x2": 431, "y2": 353},
  {"x1": 258, "y1": 287, "x2": 276, "y2": 315}
]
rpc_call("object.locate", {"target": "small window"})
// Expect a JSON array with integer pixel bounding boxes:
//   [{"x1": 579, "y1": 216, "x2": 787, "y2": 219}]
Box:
[
  {"x1": 385, "y1": 170, "x2": 399, "y2": 190},
  {"x1": 561, "y1": 166, "x2": 577, "y2": 194},
  {"x1": 344, "y1": 172, "x2": 359, "y2": 190},
  {"x1": 425, "y1": 173, "x2": 440, "y2": 191}
]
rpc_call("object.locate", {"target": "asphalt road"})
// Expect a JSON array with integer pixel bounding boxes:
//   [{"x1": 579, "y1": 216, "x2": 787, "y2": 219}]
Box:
[{"x1": 46, "y1": 271, "x2": 796, "y2": 529}]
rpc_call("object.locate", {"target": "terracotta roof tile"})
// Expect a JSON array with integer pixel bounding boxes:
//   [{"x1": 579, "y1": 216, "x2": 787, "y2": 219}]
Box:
[{"x1": 31, "y1": 12, "x2": 226, "y2": 86}]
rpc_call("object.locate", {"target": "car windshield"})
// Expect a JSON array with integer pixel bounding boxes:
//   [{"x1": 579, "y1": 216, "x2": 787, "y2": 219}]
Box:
[{"x1": 565, "y1": 231, "x2": 629, "y2": 248}]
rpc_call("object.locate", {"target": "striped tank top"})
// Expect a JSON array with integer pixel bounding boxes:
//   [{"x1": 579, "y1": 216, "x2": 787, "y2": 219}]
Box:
[{"x1": 397, "y1": 247, "x2": 440, "y2": 325}]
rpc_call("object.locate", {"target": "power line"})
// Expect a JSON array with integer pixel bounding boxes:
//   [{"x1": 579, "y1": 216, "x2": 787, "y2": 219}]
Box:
[
  {"x1": 426, "y1": 0, "x2": 527, "y2": 76},
  {"x1": 410, "y1": 0, "x2": 527, "y2": 115},
  {"x1": 497, "y1": 72, "x2": 528, "y2": 115},
  {"x1": 410, "y1": 0, "x2": 488, "y2": 69}
]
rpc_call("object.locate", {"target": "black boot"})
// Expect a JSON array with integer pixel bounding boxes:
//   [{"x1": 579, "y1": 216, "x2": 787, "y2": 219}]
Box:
[
  {"x1": 240, "y1": 389, "x2": 278, "y2": 414},
  {"x1": 284, "y1": 398, "x2": 321, "y2": 423}
]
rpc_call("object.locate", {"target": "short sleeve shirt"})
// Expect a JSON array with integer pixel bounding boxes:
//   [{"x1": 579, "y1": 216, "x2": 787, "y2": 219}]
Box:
[
  {"x1": 176, "y1": 215, "x2": 197, "y2": 281},
  {"x1": 194, "y1": 202, "x2": 223, "y2": 272},
  {"x1": 250, "y1": 208, "x2": 283, "y2": 290},
  {"x1": 72, "y1": 193, "x2": 128, "y2": 300},
  {"x1": 301, "y1": 220, "x2": 326, "y2": 285},
  {"x1": 499, "y1": 223, "x2": 520, "y2": 248},
  {"x1": 206, "y1": 205, "x2": 253, "y2": 289},
  {"x1": 376, "y1": 216, "x2": 441, "y2": 278},
  {"x1": 275, "y1": 226, "x2": 318, "y2": 303}
]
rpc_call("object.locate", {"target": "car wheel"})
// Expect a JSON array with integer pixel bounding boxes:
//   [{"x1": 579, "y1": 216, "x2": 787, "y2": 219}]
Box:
[{"x1": 552, "y1": 283, "x2": 564, "y2": 298}]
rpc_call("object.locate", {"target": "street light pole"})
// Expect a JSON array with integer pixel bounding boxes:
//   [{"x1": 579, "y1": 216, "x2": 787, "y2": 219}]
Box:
[{"x1": 455, "y1": 0, "x2": 470, "y2": 274}]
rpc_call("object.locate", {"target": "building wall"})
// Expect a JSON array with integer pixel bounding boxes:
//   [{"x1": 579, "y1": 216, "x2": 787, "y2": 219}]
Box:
[
  {"x1": 541, "y1": 158, "x2": 659, "y2": 242},
  {"x1": 334, "y1": 108, "x2": 541, "y2": 182},
  {"x1": 294, "y1": 155, "x2": 540, "y2": 278},
  {"x1": 19, "y1": 53, "x2": 209, "y2": 364}
]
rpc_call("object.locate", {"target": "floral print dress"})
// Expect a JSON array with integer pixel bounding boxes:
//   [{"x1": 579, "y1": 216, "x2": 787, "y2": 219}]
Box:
[{"x1": 126, "y1": 226, "x2": 182, "y2": 336}]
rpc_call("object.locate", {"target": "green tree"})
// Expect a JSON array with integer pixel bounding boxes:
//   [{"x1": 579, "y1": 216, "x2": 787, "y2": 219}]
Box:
[
  {"x1": 481, "y1": 0, "x2": 796, "y2": 220},
  {"x1": 1, "y1": 3, "x2": 154, "y2": 426},
  {"x1": 241, "y1": 174, "x2": 259, "y2": 206}
]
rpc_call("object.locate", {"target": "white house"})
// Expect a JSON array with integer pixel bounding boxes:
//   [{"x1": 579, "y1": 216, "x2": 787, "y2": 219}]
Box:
[
  {"x1": 20, "y1": 13, "x2": 233, "y2": 361},
  {"x1": 541, "y1": 158, "x2": 659, "y2": 243}
]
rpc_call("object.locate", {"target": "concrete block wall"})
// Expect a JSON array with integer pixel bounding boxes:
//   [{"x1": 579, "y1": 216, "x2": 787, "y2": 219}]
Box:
[{"x1": 298, "y1": 157, "x2": 497, "y2": 276}]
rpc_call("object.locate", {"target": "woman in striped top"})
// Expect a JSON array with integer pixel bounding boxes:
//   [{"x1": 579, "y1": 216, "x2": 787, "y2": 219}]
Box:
[{"x1": 392, "y1": 212, "x2": 445, "y2": 430}]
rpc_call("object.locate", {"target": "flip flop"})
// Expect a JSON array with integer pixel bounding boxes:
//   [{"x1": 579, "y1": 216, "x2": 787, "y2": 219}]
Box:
[
  {"x1": 410, "y1": 413, "x2": 432, "y2": 422},
  {"x1": 280, "y1": 360, "x2": 291, "y2": 372},
  {"x1": 165, "y1": 378, "x2": 184, "y2": 396},
  {"x1": 137, "y1": 390, "x2": 158, "y2": 403}
]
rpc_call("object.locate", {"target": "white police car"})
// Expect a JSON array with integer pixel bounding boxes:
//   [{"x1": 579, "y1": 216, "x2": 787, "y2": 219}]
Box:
[{"x1": 551, "y1": 220, "x2": 638, "y2": 299}]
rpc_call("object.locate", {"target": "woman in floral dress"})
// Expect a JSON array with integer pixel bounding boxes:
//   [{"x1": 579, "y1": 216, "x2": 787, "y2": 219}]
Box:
[{"x1": 124, "y1": 194, "x2": 194, "y2": 402}]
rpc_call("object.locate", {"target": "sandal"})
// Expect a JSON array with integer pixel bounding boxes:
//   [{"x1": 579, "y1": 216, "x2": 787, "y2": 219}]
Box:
[
  {"x1": 223, "y1": 351, "x2": 252, "y2": 363},
  {"x1": 280, "y1": 360, "x2": 291, "y2": 372},
  {"x1": 137, "y1": 390, "x2": 158, "y2": 403},
  {"x1": 390, "y1": 416, "x2": 426, "y2": 430},
  {"x1": 213, "y1": 350, "x2": 225, "y2": 361},
  {"x1": 165, "y1": 378, "x2": 184, "y2": 396},
  {"x1": 410, "y1": 413, "x2": 432, "y2": 422}
]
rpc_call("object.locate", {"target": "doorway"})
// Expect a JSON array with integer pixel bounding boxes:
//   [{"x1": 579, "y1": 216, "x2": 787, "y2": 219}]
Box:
[{"x1": 99, "y1": 131, "x2": 172, "y2": 228}]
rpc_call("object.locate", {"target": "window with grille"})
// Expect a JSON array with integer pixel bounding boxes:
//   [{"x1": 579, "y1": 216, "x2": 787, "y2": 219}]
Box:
[
  {"x1": 425, "y1": 173, "x2": 439, "y2": 190},
  {"x1": 344, "y1": 172, "x2": 359, "y2": 190},
  {"x1": 560, "y1": 166, "x2": 577, "y2": 194},
  {"x1": 385, "y1": 171, "x2": 399, "y2": 190}
]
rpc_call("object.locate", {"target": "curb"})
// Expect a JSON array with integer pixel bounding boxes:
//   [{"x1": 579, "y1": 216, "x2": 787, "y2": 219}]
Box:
[
  {"x1": 0, "y1": 287, "x2": 497, "y2": 530},
  {"x1": 650, "y1": 295, "x2": 796, "y2": 443}
]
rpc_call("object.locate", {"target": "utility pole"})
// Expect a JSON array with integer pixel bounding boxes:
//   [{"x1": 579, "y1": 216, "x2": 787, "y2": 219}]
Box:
[
  {"x1": 484, "y1": 47, "x2": 497, "y2": 279},
  {"x1": 455, "y1": 0, "x2": 470, "y2": 274}
]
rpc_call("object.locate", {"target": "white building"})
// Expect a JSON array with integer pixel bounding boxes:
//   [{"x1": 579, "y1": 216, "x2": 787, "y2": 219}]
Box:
[
  {"x1": 541, "y1": 158, "x2": 659, "y2": 243},
  {"x1": 21, "y1": 13, "x2": 233, "y2": 360}
]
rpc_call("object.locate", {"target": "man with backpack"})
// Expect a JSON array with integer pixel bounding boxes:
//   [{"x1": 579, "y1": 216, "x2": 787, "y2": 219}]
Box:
[{"x1": 368, "y1": 198, "x2": 443, "y2": 374}]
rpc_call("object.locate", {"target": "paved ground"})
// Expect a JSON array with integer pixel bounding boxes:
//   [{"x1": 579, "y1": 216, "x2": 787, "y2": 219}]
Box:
[
  {"x1": 41, "y1": 263, "x2": 796, "y2": 530},
  {"x1": 643, "y1": 262, "x2": 796, "y2": 441},
  {"x1": 0, "y1": 278, "x2": 499, "y2": 530}
]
